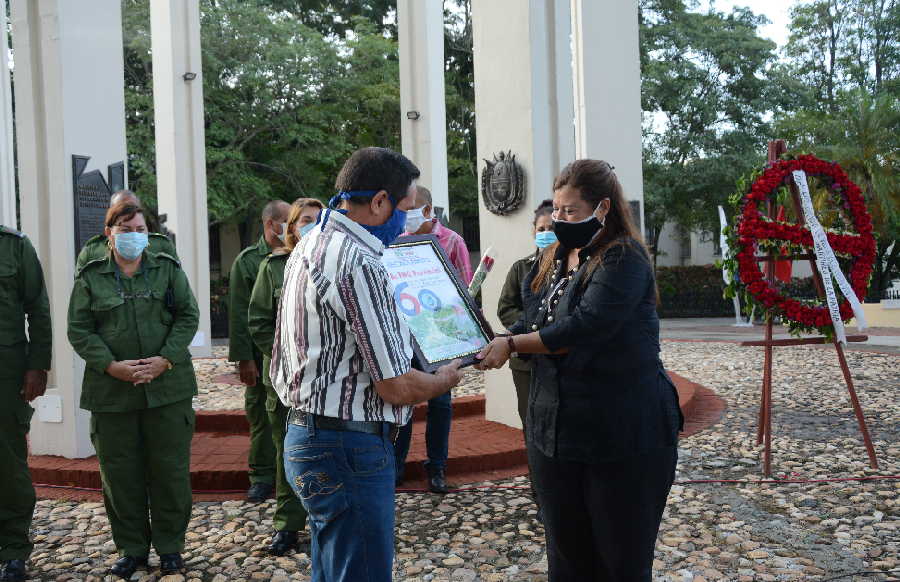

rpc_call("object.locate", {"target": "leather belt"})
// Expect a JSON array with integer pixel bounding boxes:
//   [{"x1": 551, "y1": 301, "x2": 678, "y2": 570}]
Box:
[{"x1": 288, "y1": 409, "x2": 399, "y2": 442}]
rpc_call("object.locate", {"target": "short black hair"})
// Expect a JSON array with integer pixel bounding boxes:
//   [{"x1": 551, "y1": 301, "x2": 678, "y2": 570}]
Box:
[
  {"x1": 261, "y1": 200, "x2": 289, "y2": 222},
  {"x1": 334, "y1": 147, "x2": 420, "y2": 206}
]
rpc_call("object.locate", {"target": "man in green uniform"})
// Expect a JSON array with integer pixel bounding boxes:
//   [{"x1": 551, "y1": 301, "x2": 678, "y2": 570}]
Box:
[
  {"x1": 248, "y1": 248, "x2": 310, "y2": 555},
  {"x1": 75, "y1": 190, "x2": 178, "y2": 274},
  {"x1": 229, "y1": 200, "x2": 291, "y2": 501},
  {"x1": 0, "y1": 226, "x2": 51, "y2": 582}
]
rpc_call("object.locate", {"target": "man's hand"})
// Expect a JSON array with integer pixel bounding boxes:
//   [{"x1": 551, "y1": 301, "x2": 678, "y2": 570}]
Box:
[
  {"x1": 436, "y1": 360, "x2": 464, "y2": 390},
  {"x1": 238, "y1": 360, "x2": 259, "y2": 387},
  {"x1": 105, "y1": 360, "x2": 146, "y2": 383},
  {"x1": 21, "y1": 370, "x2": 48, "y2": 402},
  {"x1": 132, "y1": 356, "x2": 171, "y2": 385},
  {"x1": 474, "y1": 338, "x2": 512, "y2": 371}
]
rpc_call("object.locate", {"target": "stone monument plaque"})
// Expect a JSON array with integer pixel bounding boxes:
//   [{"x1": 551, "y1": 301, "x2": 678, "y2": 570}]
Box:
[
  {"x1": 72, "y1": 155, "x2": 113, "y2": 256},
  {"x1": 481, "y1": 151, "x2": 525, "y2": 216}
]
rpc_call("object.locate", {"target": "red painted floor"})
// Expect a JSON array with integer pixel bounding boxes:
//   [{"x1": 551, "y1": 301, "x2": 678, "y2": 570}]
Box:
[{"x1": 29, "y1": 372, "x2": 724, "y2": 501}]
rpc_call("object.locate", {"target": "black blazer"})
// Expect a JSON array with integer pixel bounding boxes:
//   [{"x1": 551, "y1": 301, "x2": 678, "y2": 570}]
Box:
[{"x1": 511, "y1": 237, "x2": 683, "y2": 463}]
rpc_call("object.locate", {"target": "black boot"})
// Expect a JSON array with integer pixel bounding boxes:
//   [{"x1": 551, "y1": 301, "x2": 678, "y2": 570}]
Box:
[
  {"x1": 425, "y1": 463, "x2": 453, "y2": 494},
  {"x1": 246, "y1": 482, "x2": 274, "y2": 502},
  {"x1": 268, "y1": 530, "x2": 298, "y2": 556},
  {"x1": 0, "y1": 560, "x2": 27, "y2": 582},
  {"x1": 159, "y1": 553, "x2": 184, "y2": 575},
  {"x1": 109, "y1": 556, "x2": 148, "y2": 579}
]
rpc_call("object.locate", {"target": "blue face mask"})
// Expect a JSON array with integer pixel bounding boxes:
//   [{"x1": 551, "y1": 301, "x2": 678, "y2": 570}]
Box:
[
  {"x1": 114, "y1": 231, "x2": 149, "y2": 260},
  {"x1": 298, "y1": 222, "x2": 316, "y2": 237},
  {"x1": 535, "y1": 231, "x2": 557, "y2": 249},
  {"x1": 327, "y1": 189, "x2": 408, "y2": 246}
]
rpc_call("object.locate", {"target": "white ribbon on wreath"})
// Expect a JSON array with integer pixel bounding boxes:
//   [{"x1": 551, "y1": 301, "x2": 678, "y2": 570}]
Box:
[{"x1": 792, "y1": 170, "x2": 867, "y2": 344}]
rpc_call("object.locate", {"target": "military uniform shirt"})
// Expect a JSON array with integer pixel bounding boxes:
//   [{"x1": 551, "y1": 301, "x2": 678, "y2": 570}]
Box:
[
  {"x1": 67, "y1": 252, "x2": 199, "y2": 412},
  {"x1": 229, "y1": 235, "x2": 272, "y2": 362},
  {"x1": 0, "y1": 226, "x2": 51, "y2": 371}
]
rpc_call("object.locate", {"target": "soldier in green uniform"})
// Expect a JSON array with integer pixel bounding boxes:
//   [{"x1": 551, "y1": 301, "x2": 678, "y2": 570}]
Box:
[
  {"x1": 0, "y1": 226, "x2": 51, "y2": 582},
  {"x1": 247, "y1": 198, "x2": 321, "y2": 555},
  {"x1": 67, "y1": 202, "x2": 199, "y2": 580},
  {"x1": 228, "y1": 200, "x2": 291, "y2": 502},
  {"x1": 75, "y1": 190, "x2": 178, "y2": 274}
]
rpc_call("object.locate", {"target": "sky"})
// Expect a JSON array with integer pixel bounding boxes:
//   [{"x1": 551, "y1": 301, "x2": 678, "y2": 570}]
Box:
[{"x1": 705, "y1": 0, "x2": 794, "y2": 49}]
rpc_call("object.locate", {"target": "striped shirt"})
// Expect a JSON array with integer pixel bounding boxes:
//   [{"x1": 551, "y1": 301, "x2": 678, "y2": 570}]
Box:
[{"x1": 270, "y1": 209, "x2": 414, "y2": 424}]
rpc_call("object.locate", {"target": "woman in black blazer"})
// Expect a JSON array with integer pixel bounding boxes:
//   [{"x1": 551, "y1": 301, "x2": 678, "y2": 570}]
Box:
[{"x1": 477, "y1": 159, "x2": 683, "y2": 581}]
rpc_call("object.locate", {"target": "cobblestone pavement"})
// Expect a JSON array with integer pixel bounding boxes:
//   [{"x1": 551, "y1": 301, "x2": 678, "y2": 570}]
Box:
[{"x1": 27, "y1": 341, "x2": 899, "y2": 581}]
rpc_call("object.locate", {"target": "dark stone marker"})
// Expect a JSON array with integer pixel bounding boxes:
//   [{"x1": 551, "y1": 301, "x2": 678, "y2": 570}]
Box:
[
  {"x1": 108, "y1": 161, "x2": 125, "y2": 193},
  {"x1": 72, "y1": 155, "x2": 113, "y2": 256}
]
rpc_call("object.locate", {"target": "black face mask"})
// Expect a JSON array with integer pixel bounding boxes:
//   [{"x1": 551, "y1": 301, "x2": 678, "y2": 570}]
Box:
[{"x1": 553, "y1": 203, "x2": 605, "y2": 249}]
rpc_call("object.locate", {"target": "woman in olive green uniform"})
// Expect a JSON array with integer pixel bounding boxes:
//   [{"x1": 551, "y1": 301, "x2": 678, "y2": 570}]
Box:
[
  {"x1": 67, "y1": 202, "x2": 199, "y2": 579},
  {"x1": 247, "y1": 198, "x2": 321, "y2": 556}
]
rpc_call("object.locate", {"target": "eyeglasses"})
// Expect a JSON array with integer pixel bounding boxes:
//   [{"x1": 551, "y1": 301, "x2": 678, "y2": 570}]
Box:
[{"x1": 111, "y1": 225, "x2": 147, "y2": 233}]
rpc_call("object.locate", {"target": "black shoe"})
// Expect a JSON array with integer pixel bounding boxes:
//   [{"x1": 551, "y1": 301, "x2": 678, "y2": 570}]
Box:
[
  {"x1": 425, "y1": 464, "x2": 453, "y2": 494},
  {"x1": 268, "y1": 530, "x2": 298, "y2": 556},
  {"x1": 159, "y1": 553, "x2": 183, "y2": 575},
  {"x1": 109, "y1": 556, "x2": 148, "y2": 579},
  {"x1": 247, "y1": 482, "x2": 274, "y2": 502},
  {"x1": 0, "y1": 559, "x2": 27, "y2": 582}
]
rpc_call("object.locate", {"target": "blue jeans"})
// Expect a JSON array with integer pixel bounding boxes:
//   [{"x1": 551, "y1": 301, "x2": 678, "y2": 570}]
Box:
[
  {"x1": 284, "y1": 420, "x2": 396, "y2": 582},
  {"x1": 393, "y1": 390, "x2": 451, "y2": 472}
]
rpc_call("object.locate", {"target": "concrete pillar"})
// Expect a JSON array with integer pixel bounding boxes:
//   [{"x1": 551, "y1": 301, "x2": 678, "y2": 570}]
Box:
[
  {"x1": 473, "y1": 0, "x2": 575, "y2": 428},
  {"x1": 1, "y1": 0, "x2": 16, "y2": 227},
  {"x1": 11, "y1": 0, "x2": 127, "y2": 457},
  {"x1": 150, "y1": 0, "x2": 212, "y2": 357},
  {"x1": 398, "y1": 0, "x2": 450, "y2": 216},
  {"x1": 571, "y1": 0, "x2": 645, "y2": 232}
]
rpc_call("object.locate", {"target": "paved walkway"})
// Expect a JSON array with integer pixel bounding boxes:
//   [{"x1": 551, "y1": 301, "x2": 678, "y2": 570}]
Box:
[{"x1": 660, "y1": 317, "x2": 900, "y2": 353}]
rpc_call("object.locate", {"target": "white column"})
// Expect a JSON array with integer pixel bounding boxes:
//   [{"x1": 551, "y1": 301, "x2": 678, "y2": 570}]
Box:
[
  {"x1": 398, "y1": 0, "x2": 450, "y2": 216},
  {"x1": 1, "y1": 0, "x2": 16, "y2": 227},
  {"x1": 571, "y1": 0, "x2": 645, "y2": 232},
  {"x1": 11, "y1": 0, "x2": 128, "y2": 457},
  {"x1": 473, "y1": 0, "x2": 575, "y2": 428},
  {"x1": 150, "y1": 0, "x2": 211, "y2": 358}
]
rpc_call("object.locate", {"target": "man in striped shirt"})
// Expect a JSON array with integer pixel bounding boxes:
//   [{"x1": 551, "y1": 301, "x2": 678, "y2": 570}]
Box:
[{"x1": 271, "y1": 147, "x2": 463, "y2": 582}]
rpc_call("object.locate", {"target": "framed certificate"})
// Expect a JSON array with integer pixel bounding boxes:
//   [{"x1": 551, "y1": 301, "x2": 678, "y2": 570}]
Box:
[{"x1": 382, "y1": 235, "x2": 494, "y2": 372}]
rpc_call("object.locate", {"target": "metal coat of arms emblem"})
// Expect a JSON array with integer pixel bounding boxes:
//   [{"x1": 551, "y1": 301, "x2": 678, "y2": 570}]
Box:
[{"x1": 481, "y1": 151, "x2": 525, "y2": 216}]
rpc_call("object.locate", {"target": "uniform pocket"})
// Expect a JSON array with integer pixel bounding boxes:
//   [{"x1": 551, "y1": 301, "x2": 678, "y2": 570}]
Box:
[
  {"x1": 90, "y1": 295, "x2": 127, "y2": 338},
  {"x1": 285, "y1": 447, "x2": 349, "y2": 525}
]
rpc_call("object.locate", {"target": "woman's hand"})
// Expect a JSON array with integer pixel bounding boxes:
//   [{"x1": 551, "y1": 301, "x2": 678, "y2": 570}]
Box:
[
  {"x1": 132, "y1": 356, "x2": 171, "y2": 385},
  {"x1": 105, "y1": 360, "x2": 146, "y2": 383},
  {"x1": 475, "y1": 337, "x2": 512, "y2": 371}
]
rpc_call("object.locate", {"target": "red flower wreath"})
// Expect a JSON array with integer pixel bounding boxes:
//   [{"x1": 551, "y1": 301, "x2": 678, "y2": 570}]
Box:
[{"x1": 731, "y1": 155, "x2": 875, "y2": 334}]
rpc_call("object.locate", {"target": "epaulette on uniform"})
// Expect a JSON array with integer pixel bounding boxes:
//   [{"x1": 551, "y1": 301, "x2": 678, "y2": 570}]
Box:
[
  {"x1": 0, "y1": 225, "x2": 25, "y2": 238},
  {"x1": 153, "y1": 251, "x2": 182, "y2": 267},
  {"x1": 83, "y1": 233, "x2": 107, "y2": 245},
  {"x1": 75, "y1": 256, "x2": 108, "y2": 278}
]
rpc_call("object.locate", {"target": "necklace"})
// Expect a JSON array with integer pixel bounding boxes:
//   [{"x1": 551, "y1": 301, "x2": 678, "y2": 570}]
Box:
[{"x1": 530, "y1": 256, "x2": 591, "y2": 330}]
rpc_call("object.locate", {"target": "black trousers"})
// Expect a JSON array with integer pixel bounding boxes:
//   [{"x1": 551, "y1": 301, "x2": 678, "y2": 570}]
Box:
[{"x1": 528, "y1": 444, "x2": 677, "y2": 582}]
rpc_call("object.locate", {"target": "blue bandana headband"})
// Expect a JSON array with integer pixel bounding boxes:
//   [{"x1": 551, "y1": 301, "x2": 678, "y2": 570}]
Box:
[{"x1": 327, "y1": 190, "x2": 381, "y2": 209}]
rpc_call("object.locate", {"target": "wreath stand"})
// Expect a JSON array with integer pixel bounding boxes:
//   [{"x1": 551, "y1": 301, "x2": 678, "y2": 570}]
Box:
[{"x1": 739, "y1": 140, "x2": 879, "y2": 476}]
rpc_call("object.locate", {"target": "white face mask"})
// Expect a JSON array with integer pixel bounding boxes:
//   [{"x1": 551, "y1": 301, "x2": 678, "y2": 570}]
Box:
[
  {"x1": 275, "y1": 222, "x2": 288, "y2": 243},
  {"x1": 404, "y1": 207, "x2": 429, "y2": 233}
]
